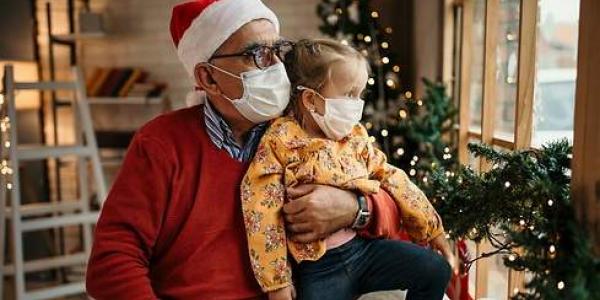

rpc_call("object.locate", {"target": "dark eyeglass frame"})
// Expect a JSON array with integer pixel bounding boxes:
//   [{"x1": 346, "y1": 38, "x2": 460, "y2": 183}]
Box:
[{"x1": 209, "y1": 40, "x2": 295, "y2": 70}]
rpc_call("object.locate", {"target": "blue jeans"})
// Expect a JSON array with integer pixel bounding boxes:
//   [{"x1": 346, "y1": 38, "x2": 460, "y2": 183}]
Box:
[{"x1": 293, "y1": 237, "x2": 451, "y2": 300}]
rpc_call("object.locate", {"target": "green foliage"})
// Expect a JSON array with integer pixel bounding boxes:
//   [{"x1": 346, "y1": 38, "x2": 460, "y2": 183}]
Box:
[{"x1": 428, "y1": 140, "x2": 600, "y2": 300}]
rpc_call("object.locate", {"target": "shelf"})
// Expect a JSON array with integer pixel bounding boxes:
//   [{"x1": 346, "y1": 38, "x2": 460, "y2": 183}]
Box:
[
  {"x1": 87, "y1": 97, "x2": 163, "y2": 105},
  {"x1": 52, "y1": 32, "x2": 105, "y2": 44}
]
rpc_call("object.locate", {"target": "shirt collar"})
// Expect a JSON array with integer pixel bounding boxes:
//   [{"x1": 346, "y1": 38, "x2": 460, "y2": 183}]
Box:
[{"x1": 203, "y1": 100, "x2": 267, "y2": 150}]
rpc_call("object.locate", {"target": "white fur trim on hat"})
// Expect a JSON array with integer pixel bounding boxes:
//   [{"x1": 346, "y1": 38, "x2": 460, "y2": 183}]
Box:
[{"x1": 177, "y1": 0, "x2": 280, "y2": 78}]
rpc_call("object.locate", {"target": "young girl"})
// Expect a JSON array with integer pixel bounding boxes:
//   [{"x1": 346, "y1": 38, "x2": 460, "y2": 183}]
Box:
[{"x1": 241, "y1": 39, "x2": 456, "y2": 300}]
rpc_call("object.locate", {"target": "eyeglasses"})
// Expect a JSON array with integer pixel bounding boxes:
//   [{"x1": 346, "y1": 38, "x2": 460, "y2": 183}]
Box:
[{"x1": 210, "y1": 40, "x2": 295, "y2": 70}]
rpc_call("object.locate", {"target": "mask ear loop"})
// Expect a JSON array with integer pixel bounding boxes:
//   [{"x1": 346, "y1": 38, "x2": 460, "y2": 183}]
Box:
[{"x1": 203, "y1": 62, "x2": 243, "y2": 102}]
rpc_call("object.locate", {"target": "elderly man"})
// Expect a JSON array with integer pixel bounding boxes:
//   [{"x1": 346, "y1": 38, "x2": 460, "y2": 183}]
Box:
[{"x1": 86, "y1": 0, "x2": 453, "y2": 299}]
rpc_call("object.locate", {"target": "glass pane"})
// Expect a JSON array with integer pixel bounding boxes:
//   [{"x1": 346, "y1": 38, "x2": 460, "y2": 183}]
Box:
[
  {"x1": 494, "y1": 0, "x2": 521, "y2": 142},
  {"x1": 468, "y1": 0, "x2": 486, "y2": 133},
  {"x1": 532, "y1": 0, "x2": 580, "y2": 147}
]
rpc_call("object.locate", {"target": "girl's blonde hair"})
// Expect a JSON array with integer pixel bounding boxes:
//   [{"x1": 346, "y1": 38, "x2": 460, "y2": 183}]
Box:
[{"x1": 283, "y1": 39, "x2": 369, "y2": 114}]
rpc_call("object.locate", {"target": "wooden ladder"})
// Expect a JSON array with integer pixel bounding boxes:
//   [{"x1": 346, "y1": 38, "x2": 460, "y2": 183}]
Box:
[{"x1": 0, "y1": 64, "x2": 106, "y2": 300}]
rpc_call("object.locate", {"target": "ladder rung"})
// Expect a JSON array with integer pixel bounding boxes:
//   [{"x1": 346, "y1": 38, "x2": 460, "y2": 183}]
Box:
[
  {"x1": 3, "y1": 253, "x2": 88, "y2": 275},
  {"x1": 5, "y1": 201, "x2": 83, "y2": 218},
  {"x1": 21, "y1": 212, "x2": 99, "y2": 232},
  {"x1": 24, "y1": 281, "x2": 85, "y2": 300},
  {"x1": 17, "y1": 145, "x2": 93, "y2": 160},
  {"x1": 14, "y1": 81, "x2": 77, "y2": 91}
]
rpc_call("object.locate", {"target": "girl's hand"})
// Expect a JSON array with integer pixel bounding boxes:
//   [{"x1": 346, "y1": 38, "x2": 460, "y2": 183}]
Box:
[
  {"x1": 268, "y1": 285, "x2": 296, "y2": 300},
  {"x1": 431, "y1": 233, "x2": 460, "y2": 275}
]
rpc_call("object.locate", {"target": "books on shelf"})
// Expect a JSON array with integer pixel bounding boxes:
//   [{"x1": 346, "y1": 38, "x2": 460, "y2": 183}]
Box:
[{"x1": 85, "y1": 67, "x2": 163, "y2": 98}]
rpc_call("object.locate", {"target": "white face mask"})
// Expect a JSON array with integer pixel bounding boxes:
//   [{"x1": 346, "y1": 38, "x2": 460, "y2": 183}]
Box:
[
  {"x1": 298, "y1": 86, "x2": 365, "y2": 141},
  {"x1": 209, "y1": 62, "x2": 291, "y2": 123}
]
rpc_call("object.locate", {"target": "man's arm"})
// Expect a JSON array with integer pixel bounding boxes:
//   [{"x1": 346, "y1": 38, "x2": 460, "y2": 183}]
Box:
[
  {"x1": 283, "y1": 185, "x2": 403, "y2": 242},
  {"x1": 86, "y1": 132, "x2": 172, "y2": 299}
]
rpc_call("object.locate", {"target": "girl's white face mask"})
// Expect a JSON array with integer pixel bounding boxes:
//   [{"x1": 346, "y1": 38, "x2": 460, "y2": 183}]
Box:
[
  {"x1": 209, "y1": 62, "x2": 291, "y2": 123},
  {"x1": 298, "y1": 86, "x2": 365, "y2": 141}
]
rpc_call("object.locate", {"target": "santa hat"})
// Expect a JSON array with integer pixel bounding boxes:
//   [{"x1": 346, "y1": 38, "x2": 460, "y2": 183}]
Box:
[{"x1": 170, "y1": 0, "x2": 280, "y2": 78}]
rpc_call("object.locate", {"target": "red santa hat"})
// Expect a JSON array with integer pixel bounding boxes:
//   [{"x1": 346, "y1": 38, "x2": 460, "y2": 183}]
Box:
[{"x1": 170, "y1": 0, "x2": 280, "y2": 78}]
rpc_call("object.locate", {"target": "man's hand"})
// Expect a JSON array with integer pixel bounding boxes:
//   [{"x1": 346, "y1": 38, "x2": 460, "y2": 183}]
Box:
[
  {"x1": 268, "y1": 285, "x2": 295, "y2": 300},
  {"x1": 430, "y1": 233, "x2": 460, "y2": 275},
  {"x1": 283, "y1": 184, "x2": 358, "y2": 243}
]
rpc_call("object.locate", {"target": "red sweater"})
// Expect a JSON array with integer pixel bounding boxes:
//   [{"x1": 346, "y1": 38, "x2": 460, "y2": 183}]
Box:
[{"x1": 86, "y1": 106, "x2": 402, "y2": 300}]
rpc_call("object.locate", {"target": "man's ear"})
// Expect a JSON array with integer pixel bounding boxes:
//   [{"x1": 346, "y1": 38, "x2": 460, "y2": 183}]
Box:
[{"x1": 194, "y1": 63, "x2": 220, "y2": 96}]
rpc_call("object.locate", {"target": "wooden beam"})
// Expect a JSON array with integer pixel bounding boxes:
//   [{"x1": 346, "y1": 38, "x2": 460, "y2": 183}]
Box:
[
  {"x1": 442, "y1": 0, "x2": 456, "y2": 90},
  {"x1": 508, "y1": 0, "x2": 539, "y2": 295},
  {"x1": 458, "y1": 0, "x2": 474, "y2": 164},
  {"x1": 513, "y1": 0, "x2": 538, "y2": 150},
  {"x1": 476, "y1": 0, "x2": 500, "y2": 297},
  {"x1": 572, "y1": 0, "x2": 600, "y2": 257}
]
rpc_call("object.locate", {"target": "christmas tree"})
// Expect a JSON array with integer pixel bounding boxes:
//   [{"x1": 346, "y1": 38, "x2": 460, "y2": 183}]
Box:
[
  {"x1": 316, "y1": 0, "x2": 458, "y2": 186},
  {"x1": 428, "y1": 140, "x2": 600, "y2": 300}
]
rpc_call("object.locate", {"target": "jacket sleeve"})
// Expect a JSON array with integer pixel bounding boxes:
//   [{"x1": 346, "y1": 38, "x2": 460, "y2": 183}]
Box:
[
  {"x1": 365, "y1": 143, "x2": 444, "y2": 243},
  {"x1": 241, "y1": 135, "x2": 292, "y2": 292},
  {"x1": 86, "y1": 132, "x2": 173, "y2": 300}
]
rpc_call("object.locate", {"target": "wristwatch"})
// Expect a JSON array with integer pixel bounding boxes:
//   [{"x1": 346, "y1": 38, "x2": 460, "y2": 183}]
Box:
[{"x1": 351, "y1": 194, "x2": 370, "y2": 229}]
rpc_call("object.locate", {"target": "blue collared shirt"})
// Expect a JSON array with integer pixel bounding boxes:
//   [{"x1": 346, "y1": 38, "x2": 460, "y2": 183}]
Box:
[{"x1": 203, "y1": 101, "x2": 267, "y2": 162}]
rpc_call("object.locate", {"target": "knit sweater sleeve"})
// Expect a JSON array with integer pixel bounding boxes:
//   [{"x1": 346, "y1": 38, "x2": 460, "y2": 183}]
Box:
[{"x1": 86, "y1": 132, "x2": 174, "y2": 300}]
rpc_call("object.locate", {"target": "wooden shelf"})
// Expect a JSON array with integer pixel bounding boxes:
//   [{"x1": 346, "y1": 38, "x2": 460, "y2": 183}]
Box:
[
  {"x1": 52, "y1": 32, "x2": 105, "y2": 43},
  {"x1": 87, "y1": 97, "x2": 163, "y2": 105}
]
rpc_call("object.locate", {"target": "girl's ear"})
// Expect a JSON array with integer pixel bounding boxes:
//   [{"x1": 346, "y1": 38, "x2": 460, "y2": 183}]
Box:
[{"x1": 300, "y1": 90, "x2": 317, "y2": 113}]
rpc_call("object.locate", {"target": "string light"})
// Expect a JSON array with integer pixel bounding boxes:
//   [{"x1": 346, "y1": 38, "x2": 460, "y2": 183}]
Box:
[
  {"x1": 404, "y1": 91, "x2": 412, "y2": 99},
  {"x1": 557, "y1": 281, "x2": 565, "y2": 290},
  {"x1": 422, "y1": 177, "x2": 428, "y2": 183},
  {"x1": 519, "y1": 219, "x2": 526, "y2": 226},
  {"x1": 381, "y1": 129, "x2": 388, "y2": 137},
  {"x1": 4, "y1": 141, "x2": 9, "y2": 148},
  {"x1": 364, "y1": 35, "x2": 372, "y2": 43},
  {"x1": 393, "y1": 65, "x2": 400, "y2": 72},
  {"x1": 398, "y1": 109, "x2": 407, "y2": 119},
  {"x1": 444, "y1": 147, "x2": 450, "y2": 153},
  {"x1": 505, "y1": 181, "x2": 511, "y2": 188},
  {"x1": 396, "y1": 148, "x2": 405, "y2": 156},
  {"x1": 508, "y1": 254, "x2": 516, "y2": 261},
  {"x1": 547, "y1": 199, "x2": 554, "y2": 206},
  {"x1": 368, "y1": 136, "x2": 376, "y2": 143},
  {"x1": 386, "y1": 79, "x2": 395, "y2": 88},
  {"x1": 412, "y1": 156, "x2": 418, "y2": 162},
  {"x1": 410, "y1": 160, "x2": 416, "y2": 166},
  {"x1": 417, "y1": 100, "x2": 423, "y2": 106},
  {"x1": 365, "y1": 122, "x2": 373, "y2": 129},
  {"x1": 340, "y1": 39, "x2": 349, "y2": 45},
  {"x1": 549, "y1": 245, "x2": 556, "y2": 253},
  {"x1": 384, "y1": 27, "x2": 393, "y2": 34},
  {"x1": 409, "y1": 169, "x2": 416, "y2": 176},
  {"x1": 367, "y1": 78, "x2": 375, "y2": 85},
  {"x1": 6, "y1": 183, "x2": 12, "y2": 190},
  {"x1": 381, "y1": 57, "x2": 390, "y2": 64},
  {"x1": 370, "y1": 11, "x2": 379, "y2": 18},
  {"x1": 381, "y1": 42, "x2": 389, "y2": 49}
]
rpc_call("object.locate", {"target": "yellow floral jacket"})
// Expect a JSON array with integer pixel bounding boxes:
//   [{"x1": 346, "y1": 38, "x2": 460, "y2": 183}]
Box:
[{"x1": 241, "y1": 116, "x2": 444, "y2": 292}]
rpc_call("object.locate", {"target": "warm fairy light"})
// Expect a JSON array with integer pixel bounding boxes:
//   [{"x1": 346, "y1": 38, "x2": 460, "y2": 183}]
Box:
[
  {"x1": 340, "y1": 39, "x2": 349, "y2": 45},
  {"x1": 381, "y1": 42, "x2": 389, "y2": 49},
  {"x1": 365, "y1": 122, "x2": 373, "y2": 129},
  {"x1": 444, "y1": 147, "x2": 450, "y2": 153},
  {"x1": 364, "y1": 35, "x2": 372, "y2": 43},
  {"x1": 422, "y1": 177, "x2": 428, "y2": 183},
  {"x1": 409, "y1": 169, "x2": 416, "y2": 176},
  {"x1": 549, "y1": 245, "x2": 556, "y2": 253},
  {"x1": 386, "y1": 79, "x2": 395, "y2": 88},
  {"x1": 371, "y1": 11, "x2": 379, "y2": 18},
  {"x1": 381, "y1": 57, "x2": 390, "y2": 64},
  {"x1": 412, "y1": 156, "x2": 418, "y2": 161},
  {"x1": 505, "y1": 181, "x2": 511, "y2": 188},
  {"x1": 396, "y1": 148, "x2": 405, "y2": 156},
  {"x1": 410, "y1": 161, "x2": 416, "y2": 166},
  {"x1": 381, "y1": 129, "x2": 388, "y2": 137},
  {"x1": 508, "y1": 254, "x2": 516, "y2": 261},
  {"x1": 519, "y1": 219, "x2": 526, "y2": 226},
  {"x1": 398, "y1": 110, "x2": 407, "y2": 119},
  {"x1": 4, "y1": 141, "x2": 10, "y2": 148},
  {"x1": 404, "y1": 91, "x2": 412, "y2": 99},
  {"x1": 385, "y1": 27, "x2": 393, "y2": 34},
  {"x1": 417, "y1": 100, "x2": 423, "y2": 106},
  {"x1": 7, "y1": 183, "x2": 12, "y2": 190},
  {"x1": 393, "y1": 65, "x2": 400, "y2": 72},
  {"x1": 557, "y1": 281, "x2": 565, "y2": 290},
  {"x1": 369, "y1": 136, "x2": 376, "y2": 143},
  {"x1": 547, "y1": 199, "x2": 554, "y2": 206},
  {"x1": 368, "y1": 78, "x2": 375, "y2": 85}
]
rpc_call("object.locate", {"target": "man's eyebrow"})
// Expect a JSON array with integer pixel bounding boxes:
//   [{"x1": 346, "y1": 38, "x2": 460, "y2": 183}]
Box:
[{"x1": 241, "y1": 38, "x2": 285, "y2": 52}]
